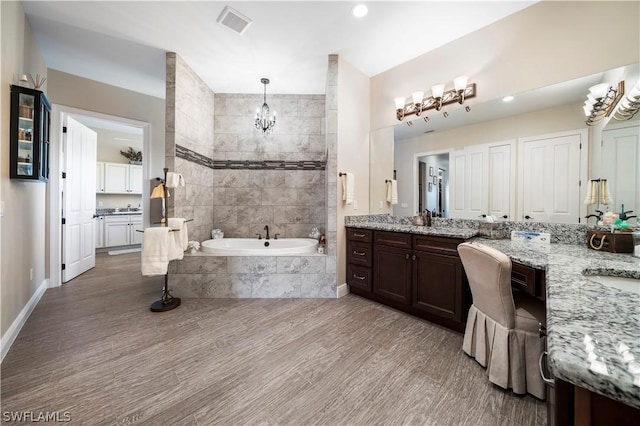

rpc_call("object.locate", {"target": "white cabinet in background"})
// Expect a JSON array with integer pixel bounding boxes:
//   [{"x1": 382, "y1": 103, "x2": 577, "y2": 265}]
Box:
[
  {"x1": 104, "y1": 214, "x2": 142, "y2": 247},
  {"x1": 96, "y1": 162, "x2": 105, "y2": 193},
  {"x1": 100, "y1": 162, "x2": 142, "y2": 194},
  {"x1": 449, "y1": 140, "x2": 515, "y2": 220}
]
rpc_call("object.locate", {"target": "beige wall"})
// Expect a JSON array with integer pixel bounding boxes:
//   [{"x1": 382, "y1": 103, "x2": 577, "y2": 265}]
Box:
[
  {"x1": 369, "y1": 127, "x2": 394, "y2": 215},
  {"x1": 1, "y1": 1, "x2": 49, "y2": 338},
  {"x1": 47, "y1": 69, "x2": 165, "y2": 180},
  {"x1": 370, "y1": 1, "x2": 640, "y2": 131},
  {"x1": 336, "y1": 56, "x2": 370, "y2": 286}
]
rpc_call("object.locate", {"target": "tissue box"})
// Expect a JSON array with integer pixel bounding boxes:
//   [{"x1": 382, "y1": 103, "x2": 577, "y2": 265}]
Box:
[{"x1": 586, "y1": 230, "x2": 633, "y2": 253}]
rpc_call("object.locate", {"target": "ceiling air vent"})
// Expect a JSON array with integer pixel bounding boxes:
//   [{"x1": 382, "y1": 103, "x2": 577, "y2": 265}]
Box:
[{"x1": 216, "y1": 6, "x2": 252, "y2": 35}]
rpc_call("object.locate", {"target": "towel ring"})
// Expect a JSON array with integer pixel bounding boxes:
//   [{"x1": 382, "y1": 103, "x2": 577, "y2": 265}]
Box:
[{"x1": 339, "y1": 172, "x2": 346, "y2": 177}]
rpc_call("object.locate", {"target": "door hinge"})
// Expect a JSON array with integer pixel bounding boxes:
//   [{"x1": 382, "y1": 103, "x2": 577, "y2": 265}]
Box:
[
  {"x1": 63, "y1": 126, "x2": 67, "y2": 133},
  {"x1": 62, "y1": 172, "x2": 66, "y2": 179},
  {"x1": 62, "y1": 218, "x2": 66, "y2": 225},
  {"x1": 62, "y1": 264, "x2": 66, "y2": 270},
  {"x1": 578, "y1": 217, "x2": 581, "y2": 223},
  {"x1": 579, "y1": 143, "x2": 582, "y2": 149},
  {"x1": 579, "y1": 180, "x2": 581, "y2": 187}
]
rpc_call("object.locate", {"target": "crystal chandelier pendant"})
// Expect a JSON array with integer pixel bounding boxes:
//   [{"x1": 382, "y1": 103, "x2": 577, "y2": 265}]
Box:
[{"x1": 255, "y1": 78, "x2": 276, "y2": 134}]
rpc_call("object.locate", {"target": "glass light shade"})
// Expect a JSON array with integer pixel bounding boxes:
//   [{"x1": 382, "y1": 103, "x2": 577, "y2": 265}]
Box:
[
  {"x1": 411, "y1": 91, "x2": 424, "y2": 105},
  {"x1": 588, "y1": 83, "x2": 610, "y2": 99},
  {"x1": 394, "y1": 97, "x2": 406, "y2": 110},
  {"x1": 628, "y1": 84, "x2": 640, "y2": 99},
  {"x1": 453, "y1": 75, "x2": 468, "y2": 91},
  {"x1": 431, "y1": 84, "x2": 445, "y2": 99},
  {"x1": 620, "y1": 97, "x2": 633, "y2": 109},
  {"x1": 586, "y1": 94, "x2": 597, "y2": 106},
  {"x1": 583, "y1": 105, "x2": 591, "y2": 116}
]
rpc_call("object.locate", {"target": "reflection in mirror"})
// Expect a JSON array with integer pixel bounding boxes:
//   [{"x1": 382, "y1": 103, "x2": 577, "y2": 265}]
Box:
[{"x1": 370, "y1": 63, "x2": 640, "y2": 225}]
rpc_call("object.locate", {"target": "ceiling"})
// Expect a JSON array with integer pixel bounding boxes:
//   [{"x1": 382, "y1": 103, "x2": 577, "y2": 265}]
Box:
[{"x1": 22, "y1": 1, "x2": 536, "y2": 98}]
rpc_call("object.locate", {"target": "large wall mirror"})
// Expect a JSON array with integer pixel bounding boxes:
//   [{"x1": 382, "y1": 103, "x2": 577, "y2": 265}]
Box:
[{"x1": 370, "y1": 63, "x2": 640, "y2": 225}]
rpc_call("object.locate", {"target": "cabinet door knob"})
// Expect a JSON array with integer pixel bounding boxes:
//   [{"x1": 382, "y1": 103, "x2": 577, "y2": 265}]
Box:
[
  {"x1": 353, "y1": 251, "x2": 366, "y2": 256},
  {"x1": 405, "y1": 254, "x2": 409, "y2": 260},
  {"x1": 412, "y1": 254, "x2": 416, "y2": 261},
  {"x1": 502, "y1": 215, "x2": 508, "y2": 219},
  {"x1": 524, "y1": 215, "x2": 532, "y2": 220}
]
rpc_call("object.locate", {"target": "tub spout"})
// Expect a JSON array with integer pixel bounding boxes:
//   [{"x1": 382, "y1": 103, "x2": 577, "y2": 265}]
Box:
[{"x1": 264, "y1": 225, "x2": 270, "y2": 240}]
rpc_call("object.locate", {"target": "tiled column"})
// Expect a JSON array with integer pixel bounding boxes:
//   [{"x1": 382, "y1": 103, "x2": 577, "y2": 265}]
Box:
[{"x1": 325, "y1": 54, "x2": 339, "y2": 275}]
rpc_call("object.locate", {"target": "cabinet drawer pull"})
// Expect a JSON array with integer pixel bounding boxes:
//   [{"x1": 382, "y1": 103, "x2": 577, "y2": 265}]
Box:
[
  {"x1": 353, "y1": 233, "x2": 366, "y2": 238},
  {"x1": 353, "y1": 274, "x2": 366, "y2": 280},
  {"x1": 412, "y1": 254, "x2": 416, "y2": 261},
  {"x1": 353, "y1": 251, "x2": 366, "y2": 256},
  {"x1": 405, "y1": 254, "x2": 409, "y2": 260}
]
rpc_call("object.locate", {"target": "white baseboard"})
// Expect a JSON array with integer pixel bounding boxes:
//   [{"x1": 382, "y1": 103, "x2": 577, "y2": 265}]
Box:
[
  {"x1": 337, "y1": 283, "x2": 349, "y2": 298},
  {"x1": 1, "y1": 279, "x2": 48, "y2": 362}
]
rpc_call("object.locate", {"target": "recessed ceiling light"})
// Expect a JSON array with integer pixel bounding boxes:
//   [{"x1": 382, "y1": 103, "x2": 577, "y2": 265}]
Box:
[
  {"x1": 503, "y1": 95, "x2": 515, "y2": 102},
  {"x1": 352, "y1": 3, "x2": 368, "y2": 18}
]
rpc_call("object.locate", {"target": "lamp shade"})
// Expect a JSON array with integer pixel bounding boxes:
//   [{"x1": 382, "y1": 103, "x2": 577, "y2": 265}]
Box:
[
  {"x1": 431, "y1": 84, "x2": 445, "y2": 99},
  {"x1": 151, "y1": 183, "x2": 165, "y2": 199},
  {"x1": 411, "y1": 91, "x2": 424, "y2": 105},
  {"x1": 454, "y1": 75, "x2": 468, "y2": 91},
  {"x1": 589, "y1": 83, "x2": 610, "y2": 99},
  {"x1": 394, "y1": 97, "x2": 406, "y2": 110}
]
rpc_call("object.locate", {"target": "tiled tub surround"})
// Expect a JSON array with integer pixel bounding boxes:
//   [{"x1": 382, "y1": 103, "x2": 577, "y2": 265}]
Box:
[
  {"x1": 477, "y1": 238, "x2": 640, "y2": 410},
  {"x1": 168, "y1": 253, "x2": 336, "y2": 298},
  {"x1": 345, "y1": 214, "x2": 640, "y2": 409},
  {"x1": 213, "y1": 93, "x2": 326, "y2": 240}
]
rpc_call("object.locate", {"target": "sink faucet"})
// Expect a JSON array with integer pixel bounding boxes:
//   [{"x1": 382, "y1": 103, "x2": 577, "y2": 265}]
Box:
[
  {"x1": 584, "y1": 210, "x2": 604, "y2": 222},
  {"x1": 264, "y1": 225, "x2": 270, "y2": 240}
]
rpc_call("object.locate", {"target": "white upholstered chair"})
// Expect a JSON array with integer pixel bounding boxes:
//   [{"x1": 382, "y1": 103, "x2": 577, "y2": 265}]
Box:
[{"x1": 457, "y1": 241, "x2": 546, "y2": 400}]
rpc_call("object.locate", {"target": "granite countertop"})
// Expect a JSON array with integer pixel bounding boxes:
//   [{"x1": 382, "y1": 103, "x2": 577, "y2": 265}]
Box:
[
  {"x1": 96, "y1": 209, "x2": 142, "y2": 216},
  {"x1": 475, "y1": 238, "x2": 640, "y2": 409},
  {"x1": 345, "y1": 222, "x2": 479, "y2": 239}
]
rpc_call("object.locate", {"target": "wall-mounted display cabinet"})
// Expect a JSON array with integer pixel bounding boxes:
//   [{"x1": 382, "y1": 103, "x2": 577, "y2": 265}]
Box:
[{"x1": 10, "y1": 85, "x2": 51, "y2": 182}]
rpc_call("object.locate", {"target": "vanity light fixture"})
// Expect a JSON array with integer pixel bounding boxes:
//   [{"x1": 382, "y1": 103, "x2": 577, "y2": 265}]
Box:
[
  {"x1": 394, "y1": 76, "x2": 476, "y2": 121},
  {"x1": 255, "y1": 78, "x2": 276, "y2": 135},
  {"x1": 583, "y1": 81, "x2": 624, "y2": 126},
  {"x1": 613, "y1": 79, "x2": 640, "y2": 121}
]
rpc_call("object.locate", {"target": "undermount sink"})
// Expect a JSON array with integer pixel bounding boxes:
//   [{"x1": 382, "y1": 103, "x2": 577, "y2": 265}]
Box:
[{"x1": 586, "y1": 275, "x2": 640, "y2": 294}]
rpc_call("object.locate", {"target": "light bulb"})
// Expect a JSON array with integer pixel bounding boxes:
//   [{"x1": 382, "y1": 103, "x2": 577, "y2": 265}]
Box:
[
  {"x1": 431, "y1": 84, "x2": 445, "y2": 99},
  {"x1": 394, "y1": 97, "x2": 406, "y2": 110},
  {"x1": 453, "y1": 75, "x2": 468, "y2": 92}
]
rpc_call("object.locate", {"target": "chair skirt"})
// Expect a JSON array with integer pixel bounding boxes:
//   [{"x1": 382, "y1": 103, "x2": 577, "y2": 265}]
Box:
[{"x1": 462, "y1": 304, "x2": 546, "y2": 400}]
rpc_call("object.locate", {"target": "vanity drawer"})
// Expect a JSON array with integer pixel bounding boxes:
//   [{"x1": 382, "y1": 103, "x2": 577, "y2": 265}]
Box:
[
  {"x1": 511, "y1": 262, "x2": 536, "y2": 297},
  {"x1": 347, "y1": 241, "x2": 372, "y2": 267},
  {"x1": 347, "y1": 228, "x2": 372, "y2": 242},
  {"x1": 347, "y1": 264, "x2": 372, "y2": 292},
  {"x1": 374, "y1": 230, "x2": 412, "y2": 249},
  {"x1": 413, "y1": 235, "x2": 464, "y2": 256}
]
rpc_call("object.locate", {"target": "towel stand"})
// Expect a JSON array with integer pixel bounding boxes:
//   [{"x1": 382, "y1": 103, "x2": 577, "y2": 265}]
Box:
[{"x1": 136, "y1": 218, "x2": 194, "y2": 233}]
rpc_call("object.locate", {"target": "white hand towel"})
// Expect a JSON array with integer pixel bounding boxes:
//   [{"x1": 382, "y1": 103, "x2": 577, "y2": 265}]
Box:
[
  {"x1": 168, "y1": 217, "x2": 189, "y2": 253},
  {"x1": 342, "y1": 172, "x2": 355, "y2": 205},
  {"x1": 600, "y1": 180, "x2": 612, "y2": 205},
  {"x1": 386, "y1": 179, "x2": 398, "y2": 205},
  {"x1": 141, "y1": 227, "x2": 171, "y2": 276},
  {"x1": 584, "y1": 180, "x2": 597, "y2": 205},
  {"x1": 166, "y1": 172, "x2": 185, "y2": 188}
]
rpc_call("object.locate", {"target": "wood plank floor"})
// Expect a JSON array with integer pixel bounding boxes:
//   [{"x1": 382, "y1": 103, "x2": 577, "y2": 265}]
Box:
[{"x1": 1, "y1": 253, "x2": 546, "y2": 425}]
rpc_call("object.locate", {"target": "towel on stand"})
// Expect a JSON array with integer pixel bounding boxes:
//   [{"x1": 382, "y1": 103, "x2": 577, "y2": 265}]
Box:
[
  {"x1": 386, "y1": 179, "x2": 398, "y2": 205},
  {"x1": 141, "y1": 227, "x2": 171, "y2": 276},
  {"x1": 342, "y1": 172, "x2": 355, "y2": 204},
  {"x1": 168, "y1": 218, "x2": 189, "y2": 259},
  {"x1": 600, "y1": 180, "x2": 612, "y2": 205},
  {"x1": 584, "y1": 180, "x2": 597, "y2": 205},
  {"x1": 166, "y1": 172, "x2": 185, "y2": 188}
]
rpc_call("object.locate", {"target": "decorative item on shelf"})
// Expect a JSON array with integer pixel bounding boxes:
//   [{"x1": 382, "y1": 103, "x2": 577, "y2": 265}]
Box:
[
  {"x1": 187, "y1": 241, "x2": 200, "y2": 254},
  {"x1": 583, "y1": 81, "x2": 624, "y2": 126},
  {"x1": 318, "y1": 233, "x2": 326, "y2": 254},
  {"x1": 18, "y1": 74, "x2": 29, "y2": 88},
  {"x1": 394, "y1": 75, "x2": 476, "y2": 121},
  {"x1": 120, "y1": 146, "x2": 142, "y2": 164},
  {"x1": 613, "y1": 79, "x2": 640, "y2": 121},
  {"x1": 254, "y1": 77, "x2": 276, "y2": 135},
  {"x1": 28, "y1": 73, "x2": 46, "y2": 90}
]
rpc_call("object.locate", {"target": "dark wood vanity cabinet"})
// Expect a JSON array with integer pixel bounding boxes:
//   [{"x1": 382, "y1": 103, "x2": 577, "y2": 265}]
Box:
[
  {"x1": 512, "y1": 261, "x2": 546, "y2": 301},
  {"x1": 346, "y1": 229, "x2": 373, "y2": 293},
  {"x1": 347, "y1": 228, "x2": 470, "y2": 333}
]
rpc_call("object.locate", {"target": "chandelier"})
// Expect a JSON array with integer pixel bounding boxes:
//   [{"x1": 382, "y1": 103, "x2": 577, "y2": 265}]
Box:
[
  {"x1": 394, "y1": 76, "x2": 476, "y2": 121},
  {"x1": 255, "y1": 78, "x2": 276, "y2": 134}
]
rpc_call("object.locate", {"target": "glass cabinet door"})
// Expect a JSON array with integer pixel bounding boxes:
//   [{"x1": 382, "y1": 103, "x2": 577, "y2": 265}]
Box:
[{"x1": 10, "y1": 85, "x2": 51, "y2": 182}]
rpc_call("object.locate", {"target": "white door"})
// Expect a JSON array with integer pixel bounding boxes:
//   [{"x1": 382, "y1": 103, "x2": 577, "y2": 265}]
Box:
[
  {"x1": 521, "y1": 132, "x2": 583, "y2": 223},
  {"x1": 488, "y1": 143, "x2": 514, "y2": 220},
  {"x1": 449, "y1": 150, "x2": 467, "y2": 218},
  {"x1": 63, "y1": 117, "x2": 97, "y2": 282},
  {"x1": 602, "y1": 125, "x2": 640, "y2": 216},
  {"x1": 449, "y1": 146, "x2": 489, "y2": 219}
]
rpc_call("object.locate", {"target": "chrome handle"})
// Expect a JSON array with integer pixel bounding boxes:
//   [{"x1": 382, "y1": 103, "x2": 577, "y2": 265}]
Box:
[
  {"x1": 502, "y1": 215, "x2": 508, "y2": 219},
  {"x1": 525, "y1": 215, "x2": 532, "y2": 220},
  {"x1": 353, "y1": 274, "x2": 366, "y2": 281},
  {"x1": 539, "y1": 351, "x2": 555, "y2": 386},
  {"x1": 353, "y1": 251, "x2": 365, "y2": 256},
  {"x1": 255, "y1": 233, "x2": 262, "y2": 240},
  {"x1": 353, "y1": 233, "x2": 366, "y2": 238},
  {"x1": 274, "y1": 233, "x2": 280, "y2": 240}
]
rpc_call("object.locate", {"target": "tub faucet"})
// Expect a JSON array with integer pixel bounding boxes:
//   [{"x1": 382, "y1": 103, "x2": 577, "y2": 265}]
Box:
[{"x1": 264, "y1": 225, "x2": 270, "y2": 240}]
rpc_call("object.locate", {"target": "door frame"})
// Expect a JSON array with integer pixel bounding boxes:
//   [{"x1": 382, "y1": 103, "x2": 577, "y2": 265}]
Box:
[
  {"x1": 516, "y1": 128, "x2": 589, "y2": 222},
  {"x1": 49, "y1": 104, "x2": 151, "y2": 288},
  {"x1": 412, "y1": 148, "x2": 452, "y2": 216}
]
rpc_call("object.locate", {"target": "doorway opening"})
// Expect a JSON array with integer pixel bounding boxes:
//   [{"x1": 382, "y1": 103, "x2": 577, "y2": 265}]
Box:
[{"x1": 50, "y1": 105, "x2": 150, "y2": 287}]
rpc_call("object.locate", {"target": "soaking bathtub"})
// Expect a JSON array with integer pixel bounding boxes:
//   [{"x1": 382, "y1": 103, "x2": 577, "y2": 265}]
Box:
[{"x1": 200, "y1": 238, "x2": 319, "y2": 256}]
